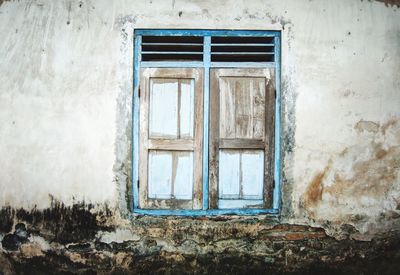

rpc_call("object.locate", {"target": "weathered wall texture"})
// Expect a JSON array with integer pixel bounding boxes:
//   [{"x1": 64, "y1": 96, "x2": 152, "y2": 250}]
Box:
[{"x1": 0, "y1": 0, "x2": 399, "y2": 273}]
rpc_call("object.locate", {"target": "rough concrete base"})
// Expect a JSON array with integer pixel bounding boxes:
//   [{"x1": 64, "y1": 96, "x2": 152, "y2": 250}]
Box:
[
  {"x1": 1, "y1": 204, "x2": 400, "y2": 274},
  {"x1": 1, "y1": 229, "x2": 400, "y2": 274}
]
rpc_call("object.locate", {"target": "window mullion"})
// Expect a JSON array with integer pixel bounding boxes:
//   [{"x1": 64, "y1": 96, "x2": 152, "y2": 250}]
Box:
[{"x1": 202, "y1": 36, "x2": 211, "y2": 210}]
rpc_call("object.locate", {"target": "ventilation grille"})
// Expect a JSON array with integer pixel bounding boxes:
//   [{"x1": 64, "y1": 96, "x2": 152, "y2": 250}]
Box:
[
  {"x1": 141, "y1": 36, "x2": 204, "y2": 62},
  {"x1": 211, "y1": 36, "x2": 274, "y2": 62},
  {"x1": 140, "y1": 35, "x2": 275, "y2": 63}
]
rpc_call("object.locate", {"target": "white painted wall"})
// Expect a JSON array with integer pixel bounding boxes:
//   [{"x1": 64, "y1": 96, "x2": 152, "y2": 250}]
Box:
[{"x1": 0, "y1": 0, "x2": 399, "y2": 235}]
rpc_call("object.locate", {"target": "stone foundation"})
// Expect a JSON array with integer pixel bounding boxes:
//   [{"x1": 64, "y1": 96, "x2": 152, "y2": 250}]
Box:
[{"x1": 1, "y1": 204, "x2": 399, "y2": 274}]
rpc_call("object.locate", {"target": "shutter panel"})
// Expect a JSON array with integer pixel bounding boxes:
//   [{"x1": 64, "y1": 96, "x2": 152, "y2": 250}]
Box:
[
  {"x1": 209, "y1": 68, "x2": 275, "y2": 209},
  {"x1": 139, "y1": 68, "x2": 203, "y2": 209}
]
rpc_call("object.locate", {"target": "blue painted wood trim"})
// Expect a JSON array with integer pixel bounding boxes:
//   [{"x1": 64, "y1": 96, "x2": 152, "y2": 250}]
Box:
[
  {"x1": 141, "y1": 61, "x2": 204, "y2": 68},
  {"x1": 202, "y1": 36, "x2": 211, "y2": 210},
  {"x1": 132, "y1": 34, "x2": 141, "y2": 210},
  {"x1": 142, "y1": 51, "x2": 203, "y2": 55},
  {"x1": 132, "y1": 29, "x2": 282, "y2": 216},
  {"x1": 210, "y1": 62, "x2": 275, "y2": 68},
  {"x1": 135, "y1": 29, "x2": 278, "y2": 37},
  {"x1": 133, "y1": 208, "x2": 279, "y2": 216},
  {"x1": 140, "y1": 61, "x2": 275, "y2": 68},
  {"x1": 211, "y1": 43, "x2": 274, "y2": 46},
  {"x1": 273, "y1": 32, "x2": 281, "y2": 211}
]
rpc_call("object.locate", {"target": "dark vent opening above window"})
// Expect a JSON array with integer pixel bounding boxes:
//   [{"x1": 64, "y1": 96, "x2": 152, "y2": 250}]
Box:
[
  {"x1": 140, "y1": 35, "x2": 276, "y2": 63},
  {"x1": 211, "y1": 36, "x2": 275, "y2": 62},
  {"x1": 141, "y1": 36, "x2": 204, "y2": 62}
]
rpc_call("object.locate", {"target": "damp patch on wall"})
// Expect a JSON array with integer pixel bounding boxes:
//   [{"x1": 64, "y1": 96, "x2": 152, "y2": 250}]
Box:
[{"x1": 300, "y1": 117, "x2": 400, "y2": 239}]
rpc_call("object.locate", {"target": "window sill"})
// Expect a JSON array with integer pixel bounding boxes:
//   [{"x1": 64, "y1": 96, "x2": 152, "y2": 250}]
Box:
[{"x1": 132, "y1": 208, "x2": 279, "y2": 216}]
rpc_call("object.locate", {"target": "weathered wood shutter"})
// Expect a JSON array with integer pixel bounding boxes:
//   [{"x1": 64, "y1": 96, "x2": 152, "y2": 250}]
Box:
[
  {"x1": 209, "y1": 68, "x2": 275, "y2": 209},
  {"x1": 139, "y1": 68, "x2": 203, "y2": 209}
]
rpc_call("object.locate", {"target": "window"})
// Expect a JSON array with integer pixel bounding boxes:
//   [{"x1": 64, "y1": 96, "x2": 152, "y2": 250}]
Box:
[{"x1": 133, "y1": 30, "x2": 281, "y2": 215}]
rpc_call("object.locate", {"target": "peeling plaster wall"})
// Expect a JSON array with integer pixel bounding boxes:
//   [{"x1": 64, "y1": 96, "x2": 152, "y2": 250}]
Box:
[{"x1": 0, "y1": 0, "x2": 399, "y2": 241}]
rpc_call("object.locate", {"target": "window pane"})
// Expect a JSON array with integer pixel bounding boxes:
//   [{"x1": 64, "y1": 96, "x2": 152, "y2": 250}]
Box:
[
  {"x1": 149, "y1": 79, "x2": 178, "y2": 138},
  {"x1": 218, "y1": 149, "x2": 264, "y2": 200},
  {"x1": 242, "y1": 151, "x2": 264, "y2": 199},
  {"x1": 173, "y1": 152, "x2": 194, "y2": 199},
  {"x1": 148, "y1": 151, "x2": 172, "y2": 199},
  {"x1": 148, "y1": 150, "x2": 193, "y2": 200},
  {"x1": 149, "y1": 78, "x2": 195, "y2": 139},
  {"x1": 179, "y1": 79, "x2": 194, "y2": 138},
  {"x1": 219, "y1": 150, "x2": 240, "y2": 199}
]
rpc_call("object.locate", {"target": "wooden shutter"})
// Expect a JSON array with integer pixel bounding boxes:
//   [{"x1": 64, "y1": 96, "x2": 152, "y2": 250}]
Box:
[
  {"x1": 139, "y1": 68, "x2": 203, "y2": 209},
  {"x1": 209, "y1": 68, "x2": 275, "y2": 209}
]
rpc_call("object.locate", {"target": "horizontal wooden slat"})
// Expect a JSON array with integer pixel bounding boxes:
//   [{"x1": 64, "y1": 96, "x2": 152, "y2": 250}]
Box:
[
  {"x1": 211, "y1": 56, "x2": 274, "y2": 62},
  {"x1": 141, "y1": 67, "x2": 204, "y2": 78},
  {"x1": 210, "y1": 62, "x2": 274, "y2": 68},
  {"x1": 218, "y1": 199, "x2": 264, "y2": 209},
  {"x1": 211, "y1": 43, "x2": 274, "y2": 46},
  {"x1": 140, "y1": 61, "x2": 275, "y2": 68},
  {"x1": 143, "y1": 51, "x2": 203, "y2": 54},
  {"x1": 212, "y1": 68, "x2": 271, "y2": 77},
  {"x1": 219, "y1": 139, "x2": 265, "y2": 149},
  {"x1": 141, "y1": 35, "x2": 203, "y2": 43},
  {"x1": 211, "y1": 52, "x2": 274, "y2": 55},
  {"x1": 148, "y1": 139, "x2": 194, "y2": 151},
  {"x1": 142, "y1": 43, "x2": 203, "y2": 46},
  {"x1": 211, "y1": 36, "x2": 274, "y2": 43},
  {"x1": 142, "y1": 54, "x2": 203, "y2": 62},
  {"x1": 141, "y1": 61, "x2": 204, "y2": 67},
  {"x1": 145, "y1": 198, "x2": 193, "y2": 210}
]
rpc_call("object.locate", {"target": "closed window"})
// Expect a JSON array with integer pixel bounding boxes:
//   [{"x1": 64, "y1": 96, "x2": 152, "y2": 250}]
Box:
[
  {"x1": 209, "y1": 68, "x2": 275, "y2": 210},
  {"x1": 133, "y1": 30, "x2": 281, "y2": 215},
  {"x1": 139, "y1": 68, "x2": 204, "y2": 209}
]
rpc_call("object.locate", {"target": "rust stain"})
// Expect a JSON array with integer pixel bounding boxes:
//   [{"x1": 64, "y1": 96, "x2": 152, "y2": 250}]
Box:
[
  {"x1": 324, "y1": 173, "x2": 351, "y2": 198},
  {"x1": 303, "y1": 118, "x2": 400, "y2": 220},
  {"x1": 381, "y1": 117, "x2": 398, "y2": 135},
  {"x1": 375, "y1": 147, "x2": 388, "y2": 159},
  {"x1": 303, "y1": 163, "x2": 331, "y2": 208},
  {"x1": 325, "y1": 143, "x2": 400, "y2": 199}
]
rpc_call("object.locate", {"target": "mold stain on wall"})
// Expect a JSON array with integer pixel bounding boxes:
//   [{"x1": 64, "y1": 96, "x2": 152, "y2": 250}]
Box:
[
  {"x1": 0, "y1": 199, "x2": 115, "y2": 245},
  {"x1": 280, "y1": 76, "x2": 298, "y2": 220},
  {"x1": 1, "y1": 205, "x2": 400, "y2": 274}
]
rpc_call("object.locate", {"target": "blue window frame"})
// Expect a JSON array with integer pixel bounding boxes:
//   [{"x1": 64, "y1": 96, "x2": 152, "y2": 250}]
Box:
[{"x1": 132, "y1": 29, "x2": 281, "y2": 216}]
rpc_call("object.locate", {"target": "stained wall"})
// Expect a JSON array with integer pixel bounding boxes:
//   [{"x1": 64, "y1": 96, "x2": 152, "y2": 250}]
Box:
[{"x1": 0, "y1": 1, "x2": 399, "y2": 272}]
